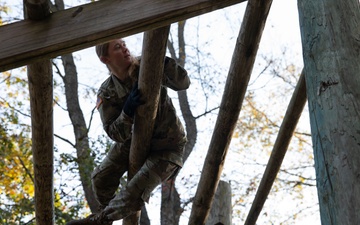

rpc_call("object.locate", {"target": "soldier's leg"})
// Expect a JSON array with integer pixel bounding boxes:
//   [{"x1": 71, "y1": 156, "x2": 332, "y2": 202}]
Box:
[
  {"x1": 91, "y1": 142, "x2": 130, "y2": 207},
  {"x1": 104, "y1": 155, "x2": 180, "y2": 221}
]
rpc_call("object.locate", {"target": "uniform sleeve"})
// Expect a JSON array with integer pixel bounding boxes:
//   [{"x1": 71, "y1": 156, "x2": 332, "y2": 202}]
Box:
[
  {"x1": 163, "y1": 57, "x2": 190, "y2": 91},
  {"x1": 97, "y1": 89, "x2": 133, "y2": 143}
]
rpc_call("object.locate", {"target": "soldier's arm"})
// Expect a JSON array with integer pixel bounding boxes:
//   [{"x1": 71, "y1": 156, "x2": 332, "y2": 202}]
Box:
[
  {"x1": 97, "y1": 92, "x2": 133, "y2": 143},
  {"x1": 163, "y1": 56, "x2": 190, "y2": 91}
]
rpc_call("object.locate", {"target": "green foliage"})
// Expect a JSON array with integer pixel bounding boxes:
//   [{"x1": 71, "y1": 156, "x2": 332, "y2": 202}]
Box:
[
  {"x1": 0, "y1": 68, "x2": 91, "y2": 223},
  {"x1": 0, "y1": 103, "x2": 35, "y2": 224}
]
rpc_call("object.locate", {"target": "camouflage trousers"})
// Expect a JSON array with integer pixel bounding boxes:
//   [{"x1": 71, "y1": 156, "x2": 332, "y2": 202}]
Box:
[{"x1": 91, "y1": 142, "x2": 180, "y2": 221}]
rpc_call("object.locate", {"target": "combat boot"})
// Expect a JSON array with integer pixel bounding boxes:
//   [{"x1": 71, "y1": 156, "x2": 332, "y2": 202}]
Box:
[{"x1": 66, "y1": 211, "x2": 113, "y2": 225}]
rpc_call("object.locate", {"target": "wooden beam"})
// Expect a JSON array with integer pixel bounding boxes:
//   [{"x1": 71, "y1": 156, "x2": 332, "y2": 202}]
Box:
[
  {"x1": 205, "y1": 180, "x2": 232, "y2": 225},
  {"x1": 188, "y1": 0, "x2": 272, "y2": 224},
  {"x1": 125, "y1": 26, "x2": 170, "y2": 225},
  {"x1": 24, "y1": 0, "x2": 54, "y2": 225},
  {"x1": 0, "y1": 0, "x2": 245, "y2": 72},
  {"x1": 244, "y1": 71, "x2": 307, "y2": 225},
  {"x1": 28, "y1": 62, "x2": 54, "y2": 225}
]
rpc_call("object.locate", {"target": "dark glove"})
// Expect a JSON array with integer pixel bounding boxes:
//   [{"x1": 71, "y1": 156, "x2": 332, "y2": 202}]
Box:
[{"x1": 123, "y1": 82, "x2": 144, "y2": 117}]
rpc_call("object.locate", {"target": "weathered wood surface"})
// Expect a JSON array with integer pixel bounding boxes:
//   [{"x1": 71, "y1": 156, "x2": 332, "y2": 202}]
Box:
[
  {"x1": 205, "y1": 180, "x2": 232, "y2": 225},
  {"x1": 124, "y1": 26, "x2": 170, "y2": 225},
  {"x1": 244, "y1": 71, "x2": 307, "y2": 225},
  {"x1": 298, "y1": 0, "x2": 360, "y2": 224},
  {"x1": 188, "y1": 0, "x2": 273, "y2": 224},
  {"x1": 28, "y1": 62, "x2": 54, "y2": 225},
  {"x1": 25, "y1": 1, "x2": 54, "y2": 224},
  {"x1": 0, "y1": 0, "x2": 245, "y2": 72}
]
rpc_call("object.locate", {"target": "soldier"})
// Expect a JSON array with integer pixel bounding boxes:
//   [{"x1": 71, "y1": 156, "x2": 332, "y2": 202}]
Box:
[{"x1": 66, "y1": 38, "x2": 190, "y2": 225}]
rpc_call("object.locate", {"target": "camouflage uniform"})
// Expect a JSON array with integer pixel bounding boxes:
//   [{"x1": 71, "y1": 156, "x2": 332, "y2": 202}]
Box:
[{"x1": 92, "y1": 57, "x2": 190, "y2": 221}]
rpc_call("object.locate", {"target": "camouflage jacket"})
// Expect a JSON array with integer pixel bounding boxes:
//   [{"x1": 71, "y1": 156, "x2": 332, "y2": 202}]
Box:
[{"x1": 96, "y1": 57, "x2": 190, "y2": 166}]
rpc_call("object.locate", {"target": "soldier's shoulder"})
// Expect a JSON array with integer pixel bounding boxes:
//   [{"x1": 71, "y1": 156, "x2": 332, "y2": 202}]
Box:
[
  {"x1": 97, "y1": 75, "x2": 114, "y2": 95},
  {"x1": 100, "y1": 75, "x2": 113, "y2": 87}
]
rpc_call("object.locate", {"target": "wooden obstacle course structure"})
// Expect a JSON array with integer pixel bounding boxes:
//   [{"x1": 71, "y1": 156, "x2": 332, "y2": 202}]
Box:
[
  {"x1": 1, "y1": 0, "x2": 304, "y2": 224},
  {"x1": 3, "y1": 0, "x2": 359, "y2": 224},
  {"x1": 1, "y1": 0, "x2": 305, "y2": 224}
]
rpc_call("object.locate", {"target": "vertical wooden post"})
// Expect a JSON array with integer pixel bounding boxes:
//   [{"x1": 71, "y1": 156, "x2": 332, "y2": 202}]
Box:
[
  {"x1": 123, "y1": 26, "x2": 170, "y2": 225},
  {"x1": 205, "y1": 180, "x2": 232, "y2": 225},
  {"x1": 28, "y1": 62, "x2": 54, "y2": 225},
  {"x1": 299, "y1": 0, "x2": 360, "y2": 224},
  {"x1": 24, "y1": 1, "x2": 54, "y2": 224}
]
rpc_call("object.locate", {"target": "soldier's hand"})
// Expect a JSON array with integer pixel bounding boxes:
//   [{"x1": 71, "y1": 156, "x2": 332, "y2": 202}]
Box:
[{"x1": 123, "y1": 82, "x2": 144, "y2": 117}]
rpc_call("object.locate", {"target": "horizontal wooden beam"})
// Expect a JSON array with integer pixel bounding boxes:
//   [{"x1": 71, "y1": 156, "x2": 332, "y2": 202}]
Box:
[{"x1": 0, "y1": 0, "x2": 245, "y2": 72}]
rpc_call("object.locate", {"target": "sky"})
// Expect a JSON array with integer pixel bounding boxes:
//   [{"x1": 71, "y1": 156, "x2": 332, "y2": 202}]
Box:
[{"x1": 1, "y1": 0, "x2": 320, "y2": 224}]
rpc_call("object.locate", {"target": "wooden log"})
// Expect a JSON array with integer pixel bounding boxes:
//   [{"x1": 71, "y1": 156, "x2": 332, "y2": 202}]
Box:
[
  {"x1": 205, "y1": 180, "x2": 232, "y2": 225},
  {"x1": 299, "y1": 0, "x2": 360, "y2": 224},
  {"x1": 244, "y1": 71, "x2": 307, "y2": 225},
  {"x1": 124, "y1": 26, "x2": 170, "y2": 225},
  {"x1": 28, "y1": 62, "x2": 54, "y2": 225},
  {"x1": 188, "y1": 0, "x2": 273, "y2": 224},
  {"x1": 0, "y1": 0, "x2": 246, "y2": 72},
  {"x1": 24, "y1": 1, "x2": 54, "y2": 224}
]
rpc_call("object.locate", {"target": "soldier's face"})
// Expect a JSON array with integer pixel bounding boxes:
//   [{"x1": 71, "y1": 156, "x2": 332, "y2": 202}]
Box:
[{"x1": 103, "y1": 39, "x2": 132, "y2": 71}]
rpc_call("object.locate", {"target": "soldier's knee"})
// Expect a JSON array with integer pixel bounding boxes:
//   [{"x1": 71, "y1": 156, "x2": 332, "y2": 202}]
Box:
[
  {"x1": 146, "y1": 156, "x2": 179, "y2": 181},
  {"x1": 129, "y1": 157, "x2": 179, "y2": 202},
  {"x1": 91, "y1": 166, "x2": 102, "y2": 189}
]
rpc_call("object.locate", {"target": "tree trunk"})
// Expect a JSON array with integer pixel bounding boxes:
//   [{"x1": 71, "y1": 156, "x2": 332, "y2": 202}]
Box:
[
  {"x1": 124, "y1": 26, "x2": 170, "y2": 225},
  {"x1": 140, "y1": 206, "x2": 150, "y2": 225},
  {"x1": 188, "y1": 0, "x2": 272, "y2": 224},
  {"x1": 175, "y1": 20, "x2": 197, "y2": 164},
  {"x1": 24, "y1": 1, "x2": 54, "y2": 224},
  {"x1": 47, "y1": 0, "x2": 100, "y2": 213},
  {"x1": 61, "y1": 54, "x2": 99, "y2": 213},
  {"x1": 298, "y1": 0, "x2": 360, "y2": 224},
  {"x1": 205, "y1": 180, "x2": 232, "y2": 225},
  {"x1": 161, "y1": 179, "x2": 182, "y2": 224},
  {"x1": 161, "y1": 20, "x2": 198, "y2": 225}
]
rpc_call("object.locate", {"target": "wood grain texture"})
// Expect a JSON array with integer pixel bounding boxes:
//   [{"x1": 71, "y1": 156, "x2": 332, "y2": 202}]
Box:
[
  {"x1": 124, "y1": 26, "x2": 170, "y2": 225},
  {"x1": 188, "y1": 0, "x2": 272, "y2": 224},
  {"x1": 298, "y1": 0, "x2": 360, "y2": 224},
  {"x1": 205, "y1": 181, "x2": 232, "y2": 225},
  {"x1": 28, "y1": 61, "x2": 54, "y2": 225},
  {"x1": 25, "y1": 1, "x2": 54, "y2": 224},
  {"x1": 0, "y1": 0, "x2": 245, "y2": 71}
]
